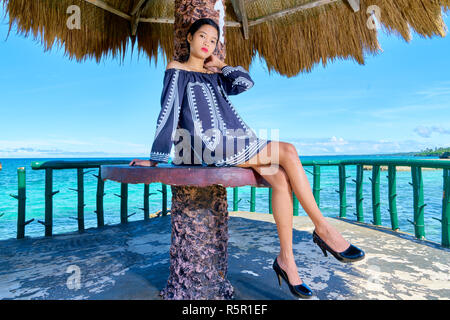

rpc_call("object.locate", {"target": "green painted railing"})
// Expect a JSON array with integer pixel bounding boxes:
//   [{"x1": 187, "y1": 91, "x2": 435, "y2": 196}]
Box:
[
  {"x1": 7, "y1": 158, "x2": 450, "y2": 248},
  {"x1": 26, "y1": 160, "x2": 164, "y2": 238}
]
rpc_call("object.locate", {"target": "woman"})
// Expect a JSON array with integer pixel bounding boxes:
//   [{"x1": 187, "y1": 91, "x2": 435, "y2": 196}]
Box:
[{"x1": 130, "y1": 18, "x2": 365, "y2": 299}]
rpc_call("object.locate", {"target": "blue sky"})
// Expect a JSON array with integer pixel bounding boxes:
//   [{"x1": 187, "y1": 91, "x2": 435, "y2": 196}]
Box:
[{"x1": 0, "y1": 7, "x2": 449, "y2": 158}]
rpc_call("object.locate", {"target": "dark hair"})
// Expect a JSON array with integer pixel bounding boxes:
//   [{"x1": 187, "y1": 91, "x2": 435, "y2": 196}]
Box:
[{"x1": 185, "y1": 18, "x2": 220, "y2": 58}]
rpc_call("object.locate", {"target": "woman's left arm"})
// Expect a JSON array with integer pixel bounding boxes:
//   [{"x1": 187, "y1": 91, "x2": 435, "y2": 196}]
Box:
[{"x1": 219, "y1": 65, "x2": 255, "y2": 96}]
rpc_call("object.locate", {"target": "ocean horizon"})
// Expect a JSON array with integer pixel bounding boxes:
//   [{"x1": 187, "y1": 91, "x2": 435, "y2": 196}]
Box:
[{"x1": 0, "y1": 154, "x2": 445, "y2": 244}]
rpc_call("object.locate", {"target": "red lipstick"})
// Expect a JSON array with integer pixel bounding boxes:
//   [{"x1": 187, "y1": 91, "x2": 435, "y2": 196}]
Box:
[{"x1": 201, "y1": 47, "x2": 208, "y2": 52}]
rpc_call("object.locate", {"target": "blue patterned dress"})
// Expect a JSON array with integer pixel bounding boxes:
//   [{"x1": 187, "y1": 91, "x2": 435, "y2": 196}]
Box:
[{"x1": 149, "y1": 65, "x2": 271, "y2": 166}]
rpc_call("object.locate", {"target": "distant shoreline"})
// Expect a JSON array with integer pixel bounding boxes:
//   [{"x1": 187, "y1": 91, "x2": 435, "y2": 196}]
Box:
[
  {"x1": 0, "y1": 153, "x2": 446, "y2": 160},
  {"x1": 362, "y1": 165, "x2": 442, "y2": 171}
]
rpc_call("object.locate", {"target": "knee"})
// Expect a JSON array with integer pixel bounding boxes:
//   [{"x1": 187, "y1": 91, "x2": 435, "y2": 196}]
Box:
[
  {"x1": 269, "y1": 166, "x2": 291, "y2": 191},
  {"x1": 281, "y1": 143, "x2": 299, "y2": 163}
]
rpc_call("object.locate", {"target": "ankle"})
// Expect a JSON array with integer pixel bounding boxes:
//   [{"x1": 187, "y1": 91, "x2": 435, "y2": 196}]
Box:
[
  {"x1": 315, "y1": 220, "x2": 330, "y2": 235},
  {"x1": 278, "y1": 252, "x2": 295, "y2": 265}
]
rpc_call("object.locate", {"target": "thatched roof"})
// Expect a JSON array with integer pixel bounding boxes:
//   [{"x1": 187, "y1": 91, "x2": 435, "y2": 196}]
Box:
[{"x1": 1, "y1": 0, "x2": 449, "y2": 77}]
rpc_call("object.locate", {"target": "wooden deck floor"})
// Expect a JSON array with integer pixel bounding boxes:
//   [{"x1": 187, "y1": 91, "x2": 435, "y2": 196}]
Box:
[{"x1": 0, "y1": 211, "x2": 449, "y2": 300}]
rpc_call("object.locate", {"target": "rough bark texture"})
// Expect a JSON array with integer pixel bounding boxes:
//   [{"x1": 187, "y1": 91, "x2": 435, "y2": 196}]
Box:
[{"x1": 160, "y1": 185, "x2": 234, "y2": 300}]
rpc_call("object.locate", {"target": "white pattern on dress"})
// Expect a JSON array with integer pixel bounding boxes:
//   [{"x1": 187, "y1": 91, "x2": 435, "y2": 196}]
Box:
[
  {"x1": 187, "y1": 81, "x2": 221, "y2": 151},
  {"x1": 206, "y1": 82, "x2": 227, "y2": 132},
  {"x1": 217, "y1": 84, "x2": 256, "y2": 139},
  {"x1": 222, "y1": 65, "x2": 249, "y2": 76},
  {"x1": 214, "y1": 80, "x2": 267, "y2": 166},
  {"x1": 232, "y1": 76, "x2": 254, "y2": 90},
  {"x1": 150, "y1": 151, "x2": 170, "y2": 162},
  {"x1": 154, "y1": 69, "x2": 180, "y2": 140},
  {"x1": 221, "y1": 66, "x2": 254, "y2": 93},
  {"x1": 215, "y1": 137, "x2": 268, "y2": 166}
]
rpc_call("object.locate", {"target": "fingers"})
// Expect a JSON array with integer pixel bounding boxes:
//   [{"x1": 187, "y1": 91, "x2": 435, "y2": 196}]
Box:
[{"x1": 130, "y1": 159, "x2": 160, "y2": 167}]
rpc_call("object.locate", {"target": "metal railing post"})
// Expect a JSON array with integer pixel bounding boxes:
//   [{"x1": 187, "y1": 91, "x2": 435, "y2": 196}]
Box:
[
  {"x1": 162, "y1": 183, "x2": 168, "y2": 216},
  {"x1": 94, "y1": 168, "x2": 105, "y2": 227},
  {"x1": 250, "y1": 186, "x2": 256, "y2": 212},
  {"x1": 370, "y1": 165, "x2": 381, "y2": 226},
  {"x1": 233, "y1": 187, "x2": 240, "y2": 211},
  {"x1": 39, "y1": 168, "x2": 59, "y2": 236},
  {"x1": 77, "y1": 168, "x2": 85, "y2": 232},
  {"x1": 13, "y1": 167, "x2": 33, "y2": 239},
  {"x1": 120, "y1": 183, "x2": 128, "y2": 223},
  {"x1": 441, "y1": 169, "x2": 449, "y2": 247},
  {"x1": 313, "y1": 164, "x2": 321, "y2": 208},
  {"x1": 355, "y1": 164, "x2": 364, "y2": 222},
  {"x1": 411, "y1": 166, "x2": 426, "y2": 239},
  {"x1": 293, "y1": 191, "x2": 299, "y2": 216},
  {"x1": 268, "y1": 187, "x2": 272, "y2": 214},
  {"x1": 387, "y1": 165, "x2": 399, "y2": 231},
  {"x1": 143, "y1": 184, "x2": 149, "y2": 220},
  {"x1": 338, "y1": 164, "x2": 348, "y2": 218}
]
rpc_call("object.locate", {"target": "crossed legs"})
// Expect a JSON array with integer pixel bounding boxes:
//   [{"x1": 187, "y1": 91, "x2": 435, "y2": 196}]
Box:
[{"x1": 236, "y1": 141, "x2": 350, "y2": 285}]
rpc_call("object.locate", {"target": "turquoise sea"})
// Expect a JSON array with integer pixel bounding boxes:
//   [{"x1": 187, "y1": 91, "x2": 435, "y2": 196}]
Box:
[{"x1": 0, "y1": 155, "x2": 446, "y2": 243}]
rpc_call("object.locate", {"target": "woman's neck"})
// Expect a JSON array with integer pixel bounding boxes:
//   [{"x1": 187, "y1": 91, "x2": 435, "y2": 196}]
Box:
[{"x1": 183, "y1": 56, "x2": 206, "y2": 72}]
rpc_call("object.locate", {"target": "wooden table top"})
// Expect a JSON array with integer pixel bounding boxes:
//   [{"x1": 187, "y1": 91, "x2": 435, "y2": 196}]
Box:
[{"x1": 100, "y1": 164, "x2": 271, "y2": 188}]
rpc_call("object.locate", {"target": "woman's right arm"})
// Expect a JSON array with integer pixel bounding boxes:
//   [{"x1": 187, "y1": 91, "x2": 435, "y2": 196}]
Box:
[{"x1": 149, "y1": 67, "x2": 183, "y2": 163}]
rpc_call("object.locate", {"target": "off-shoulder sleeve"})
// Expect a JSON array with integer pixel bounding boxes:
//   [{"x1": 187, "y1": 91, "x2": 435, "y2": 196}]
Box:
[
  {"x1": 149, "y1": 69, "x2": 183, "y2": 163},
  {"x1": 219, "y1": 65, "x2": 254, "y2": 95}
]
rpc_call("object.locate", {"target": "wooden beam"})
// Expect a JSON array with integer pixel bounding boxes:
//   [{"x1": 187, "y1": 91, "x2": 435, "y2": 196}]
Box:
[
  {"x1": 130, "y1": 0, "x2": 147, "y2": 16},
  {"x1": 139, "y1": 17, "x2": 175, "y2": 24},
  {"x1": 130, "y1": 0, "x2": 152, "y2": 36},
  {"x1": 83, "y1": 0, "x2": 346, "y2": 31},
  {"x1": 231, "y1": 0, "x2": 249, "y2": 39},
  {"x1": 139, "y1": 16, "x2": 241, "y2": 27},
  {"x1": 346, "y1": 0, "x2": 360, "y2": 12},
  {"x1": 84, "y1": 0, "x2": 130, "y2": 20}
]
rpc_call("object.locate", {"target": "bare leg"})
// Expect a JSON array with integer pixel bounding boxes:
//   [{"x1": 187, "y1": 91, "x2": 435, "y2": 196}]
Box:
[
  {"x1": 237, "y1": 141, "x2": 350, "y2": 252},
  {"x1": 250, "y1": 165, "x2": 303, "y2": 285}
]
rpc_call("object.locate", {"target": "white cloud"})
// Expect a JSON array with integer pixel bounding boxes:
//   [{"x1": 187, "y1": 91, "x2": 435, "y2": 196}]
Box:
[
  {"x1": 287, "y1": 136, "x2": 430, "y2": 155},
  {"x1": 414, "y1": 125, "x2": 450, "y2": 138},
  {"x1": 415, "y1": 84, "x2": 450, "y2": 98}
]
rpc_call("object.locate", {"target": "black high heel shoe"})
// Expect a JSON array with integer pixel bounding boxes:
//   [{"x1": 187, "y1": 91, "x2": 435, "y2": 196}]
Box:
[
  {"x1": 312, "y1": 229, "x2": 365, "y2": 263},
  {"x1": 272, "y1": 257, "x2": 313, "y2": 299}
]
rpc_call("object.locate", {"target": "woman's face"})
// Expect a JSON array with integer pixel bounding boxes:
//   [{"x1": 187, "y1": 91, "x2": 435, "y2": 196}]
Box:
[{"x1": 187, "y1": 24, "x2": 218, "y2": 59}]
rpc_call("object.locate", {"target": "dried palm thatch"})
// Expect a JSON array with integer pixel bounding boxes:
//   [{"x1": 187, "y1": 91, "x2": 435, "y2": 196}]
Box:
[{"x1": 1, "y1": 0, "x2": 449, "y2": 77}]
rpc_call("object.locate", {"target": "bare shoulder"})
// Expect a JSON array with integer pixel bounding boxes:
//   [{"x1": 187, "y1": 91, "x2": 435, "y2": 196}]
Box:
[{"x1": 166, "y1": 60, "x2": 183, "y2": 70}]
